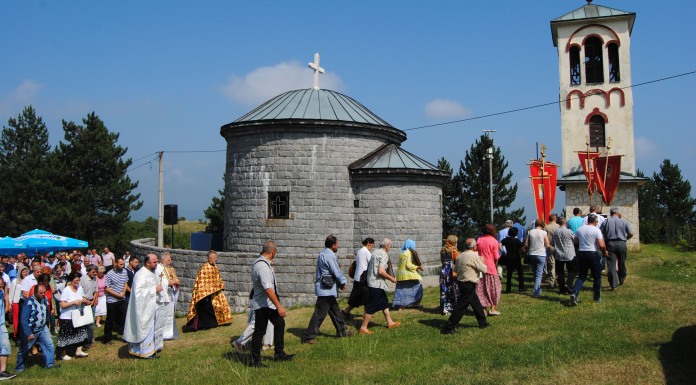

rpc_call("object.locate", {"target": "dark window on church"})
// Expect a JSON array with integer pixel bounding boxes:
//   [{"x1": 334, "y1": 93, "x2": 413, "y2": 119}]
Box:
[
  {"x1": 268, "y1": 192, "x2": 289, "y2": 219},
  {"x1": 570, "y1": 46, "x2": 581, "y2": 85},
  {"x1": 608, "y1": 43, "x2": 620, "y2": 82},
  {"x1": 589, "y1": 115, "x2": 606, "y2": 149},
  {"x1": 584, "y1": 36, "x2": 604, "y2": 84}
]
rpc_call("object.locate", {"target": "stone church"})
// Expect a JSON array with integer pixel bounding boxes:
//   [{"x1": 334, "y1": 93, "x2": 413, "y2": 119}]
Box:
[
  {"x1": 551, "y1": 1, "x2": 647, "y2": 248},
  {"x1": 220, "y1": 62, "x2": 449, "y2": 267}
]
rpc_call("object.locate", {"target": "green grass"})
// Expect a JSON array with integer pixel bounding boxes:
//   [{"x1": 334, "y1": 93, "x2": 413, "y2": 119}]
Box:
[{"x1": 9, "y1": 244, "x2": 695, "y2": 384}]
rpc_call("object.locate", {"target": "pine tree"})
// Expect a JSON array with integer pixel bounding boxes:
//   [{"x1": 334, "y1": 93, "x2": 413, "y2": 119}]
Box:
[
  {"x1": 455, "y1": 134, "x2": 525, "y2": 236},
  {"x1": 437, "y1": 157, "x2": 461, "y2": 238},
  {"x1": 636, "y1": 169, "x2": 662, "y2": 243},
  {"x1": 55, "y1": 112, "x2": 142, "y2": 249},
  {"x1": 204, "y1": 176, "x2": 225, "y2": 233},
  {"x1": 652, "y1": 159, "x2": 696, "y2": 226},
  {"x1": 0, "y1": 106, "x2": 60, "y2": 235}
]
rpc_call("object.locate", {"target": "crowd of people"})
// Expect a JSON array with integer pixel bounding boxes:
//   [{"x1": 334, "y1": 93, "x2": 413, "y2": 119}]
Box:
[
  {"x1": 0, "y1": 204, "x2": 635, "y2": 374},
  {"x1": 231, "y1": 206, "x2": 633, "y2": 367},
  {"x1": 0, "y1": 247, "x2": 187, "y2": 378}
]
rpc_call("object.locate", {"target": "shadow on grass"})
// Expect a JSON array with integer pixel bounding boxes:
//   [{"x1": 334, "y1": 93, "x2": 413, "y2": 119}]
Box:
[
  {"x1": 417, "y1": 318, "x2": 447, "y2": 330},
  {"x1": 659, "y1": 324, "x2": 696, "y2": 385},
  {"x1": 117, "y1": 344, "x2": 135, "y2": 359},
  {"x1": 222, "y1": 351, "x2": 252, "y2": 365}
]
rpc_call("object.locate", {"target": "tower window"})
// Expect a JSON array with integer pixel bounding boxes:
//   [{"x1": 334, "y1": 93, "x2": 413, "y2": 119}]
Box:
[
  {"x1": 608, "y1": 43, "x2": 620, "y2": 82},
  {"x1": 570, "y1": 46, "x2": 581, "y2": 85},
  {"x1": 584, "y1": 36, "x2": 604, "y2": 84},
  {"x1": 268, "y1": 192, "x2": 290, "y2": 219},
  {"x1": 589, "y1": 115, "x2": 606, "y2": 148}
]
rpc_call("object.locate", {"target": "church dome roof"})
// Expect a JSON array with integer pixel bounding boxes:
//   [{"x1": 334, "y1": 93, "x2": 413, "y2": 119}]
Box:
[{"x1": 233, "y1": 88, "x2": 394, "y2": 127}]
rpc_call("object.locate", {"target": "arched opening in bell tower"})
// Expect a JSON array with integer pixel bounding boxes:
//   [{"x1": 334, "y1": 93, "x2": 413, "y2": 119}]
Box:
[{"x1": 584, "y1": 36, "x2": 604, "y2": 84}]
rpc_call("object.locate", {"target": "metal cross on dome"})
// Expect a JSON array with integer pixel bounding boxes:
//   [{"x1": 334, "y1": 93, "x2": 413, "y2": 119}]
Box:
[{"x1": 308, "y1": 53, "x2": 325, "y2": 90}]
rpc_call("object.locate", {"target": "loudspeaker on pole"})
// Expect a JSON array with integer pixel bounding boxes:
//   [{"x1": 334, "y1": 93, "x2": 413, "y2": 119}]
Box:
[{"x1": 164, "y1": 204, "x2": 178, "y2": 225}]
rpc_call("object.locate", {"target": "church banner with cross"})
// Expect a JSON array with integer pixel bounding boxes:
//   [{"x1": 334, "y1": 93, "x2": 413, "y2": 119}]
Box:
[
  {"x1": 529, "y1": 160, "x2": 559, "y2": 221},
  {"x1": 592, "y1": 155, "x2": 622, "y2": 205},
  {"x1": 577, "y1": 150, "x2": 600, "y2": 196}
]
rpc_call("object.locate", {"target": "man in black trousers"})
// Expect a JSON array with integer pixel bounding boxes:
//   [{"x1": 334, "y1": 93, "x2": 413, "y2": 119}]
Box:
[{"x1": 441, "y1": 238, "x2": 490, "y2": 333}]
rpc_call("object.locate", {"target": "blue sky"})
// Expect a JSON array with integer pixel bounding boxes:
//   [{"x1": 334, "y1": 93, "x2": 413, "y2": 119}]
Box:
[{"x1": 1, "y1": 1, "x2": 694, "y2": 222}]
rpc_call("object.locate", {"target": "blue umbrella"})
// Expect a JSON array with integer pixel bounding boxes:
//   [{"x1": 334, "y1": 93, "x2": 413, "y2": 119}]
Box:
[
  {"x1": 0, "y1": 236, "x2": 26, "y2": 256},
  {"x1": 14, "y1": 229, "x2": 88, "y2": 254}
]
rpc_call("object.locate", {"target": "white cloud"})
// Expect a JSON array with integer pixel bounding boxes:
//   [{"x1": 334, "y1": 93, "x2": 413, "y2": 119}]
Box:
[
  {"x1": 635, "y1": 136, "x2": 658, "y2": 158},
  {"x1": 424, "y1": 99, "x2": 472, "y2": 119},
  {"x1": 219, "y1": 61, "x2": 343, "y2": 106},
  {"x1": 10, "y1": 80, "x2": 44, "y2": 102},
  {"x1": 0, "y1": 80, "x2": 45, "y2": 115}
]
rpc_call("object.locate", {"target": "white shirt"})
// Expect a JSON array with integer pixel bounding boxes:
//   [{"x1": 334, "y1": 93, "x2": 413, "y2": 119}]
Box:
[
  {"x1": 20, "y1": 274, "x2": 38, "y2": 295},
  {"x1": 354, "y1": 246, "x2": 372, "y2": 281},
  {"x1": 1, "y1": 272, "x2": 9, "y2": 288},
  {"x1": 576, "y1": 225, "x2": 604, "y2": 252},
  {"x1": 102, "y1": 252, "x2": 115, "y2": 267},
  {"x1": 527, "y1": 228, "x2": 547, "y2": 256},
  {"x1": 582, "y1": 213, "x2": 605, "y2": 228},
  {"x1": 60, "y1": 286, "x2": 85, "y2": 320}
]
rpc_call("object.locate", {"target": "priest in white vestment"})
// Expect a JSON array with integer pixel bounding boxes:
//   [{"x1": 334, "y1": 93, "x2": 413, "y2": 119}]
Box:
[
  {"x1": 158, "y1": 252, "x2": 178, "y2": 340},
  {"x1": 124, "y1": 254, "x2": 166, "y2": 359}
]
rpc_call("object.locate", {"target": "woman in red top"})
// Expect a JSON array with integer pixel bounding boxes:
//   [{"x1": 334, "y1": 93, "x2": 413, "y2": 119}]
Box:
[{"x1": 475, "y1": 224, "x2": 502, "y2": 316}]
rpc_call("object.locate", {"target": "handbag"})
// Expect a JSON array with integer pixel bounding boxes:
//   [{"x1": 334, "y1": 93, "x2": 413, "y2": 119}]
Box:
[
  {"x1": 320, "y1": 275, "x2": 335, "y2": 289},
  {"x1": 348, "y1": 260, "x2": 356, "y2": 279},
  {"x1": 386, "y1": 258, "x2": 395, "y2": 278},
  {"x1": 409, "y1": 248, "x2": 422, "y2": 267},
  {"x1": 71, "y1": 305, "x2": 94, "y2": 328}
]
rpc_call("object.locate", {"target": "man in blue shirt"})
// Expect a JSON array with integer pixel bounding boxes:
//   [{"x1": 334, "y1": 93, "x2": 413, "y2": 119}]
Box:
[
  {"x1": 301, "y1": 235, "x2": 353, "y2": 345},
  {"x1": 568, "y1": 207, "x2": 584, "y2": 234},
  {"x1": 513, "y1": 221, "x2": 526, "y2": 242}
]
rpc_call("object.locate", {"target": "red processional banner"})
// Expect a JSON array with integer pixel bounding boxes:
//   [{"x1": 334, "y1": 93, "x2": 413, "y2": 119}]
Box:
[
  {"x1": 577, "y1": 151, "x2": 600, "y2": 195},
  {"x1": 593, "y1": 155, "x2": 622, "y2": 205},
  {"x1": 529, "y1": 160, "x2": 559, "y2": 221}
]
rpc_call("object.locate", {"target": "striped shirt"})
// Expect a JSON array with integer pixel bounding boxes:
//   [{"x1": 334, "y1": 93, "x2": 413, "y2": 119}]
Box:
[{"x1": 105, "y1": 268, "x2": 129, "y2": 303}]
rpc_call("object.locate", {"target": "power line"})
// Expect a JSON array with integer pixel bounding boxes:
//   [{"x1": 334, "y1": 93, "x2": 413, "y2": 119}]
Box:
[
  {"x1": 404, "y1": 69, "x2": 696, "y2": 132},
  {"x1": 124, "y1": 69, "x2": 696, "y2": 164},
  {"x1": 164, "y1": 149, "x2": 226, "y2": 153}
]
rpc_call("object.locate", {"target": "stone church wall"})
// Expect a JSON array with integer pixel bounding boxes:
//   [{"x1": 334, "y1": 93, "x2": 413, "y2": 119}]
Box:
[
  {"x1": 564, "y1": 182, "x2": 641, "y2": 250},
  {"x1": 352, "y1": 176, "x2": 444, "y2": 268},
  {"x1": 224, "y1": 125, "x2": 397, "y2": 257}
]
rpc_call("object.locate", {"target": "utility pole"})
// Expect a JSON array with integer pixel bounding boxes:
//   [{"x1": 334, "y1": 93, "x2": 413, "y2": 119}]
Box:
[
  {"x1": 158, "y1": 151, "x2": 164, "y2": 247},
  {"x1": 483, "y1": 130, "x2": 496, "y2": 224}
]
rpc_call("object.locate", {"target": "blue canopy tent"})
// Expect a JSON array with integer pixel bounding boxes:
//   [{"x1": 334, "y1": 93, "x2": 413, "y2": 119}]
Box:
[
  {"x1": 0, "y1": 236, "x2": 26, "y2": 256},
  {"x1": 13, "y1": 229, "x2": 88, "y2": 254}
]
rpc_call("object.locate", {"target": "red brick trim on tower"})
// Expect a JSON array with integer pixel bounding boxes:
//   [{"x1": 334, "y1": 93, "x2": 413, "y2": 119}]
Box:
[
  {"x1": 585, "y1": 108, "x2": 608, "y2": 124},
  {"x1": 565, "y1": 24, "x2": 621, "y2": 53}
]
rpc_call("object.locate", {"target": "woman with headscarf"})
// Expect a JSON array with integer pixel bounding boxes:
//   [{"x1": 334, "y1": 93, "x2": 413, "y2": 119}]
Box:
[
  {"x1": 392, "y1": 239, "x2": 423, "y2": 310},
  {"x1": 440, "y1": 235, "x2": 459, "y2": 315},
  {"x1": 476, "y1": 224, "x2": 502, "y2": 316}
]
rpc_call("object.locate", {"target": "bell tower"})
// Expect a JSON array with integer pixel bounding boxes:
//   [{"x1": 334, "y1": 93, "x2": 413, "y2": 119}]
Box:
[{"x1": 551, "y1": 1, "x2": 646, "y2": 248}]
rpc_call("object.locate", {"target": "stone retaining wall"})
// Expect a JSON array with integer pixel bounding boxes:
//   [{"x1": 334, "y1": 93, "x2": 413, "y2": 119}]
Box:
[{"x1": 131, "y1": 238, "x2": 439, "y2": 314}]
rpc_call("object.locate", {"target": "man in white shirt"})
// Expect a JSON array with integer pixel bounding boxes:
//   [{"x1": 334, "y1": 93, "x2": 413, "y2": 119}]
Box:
[
  {"x1": 102, "y1": 247, "x2": 115, "y2": 272},
  {"x1": 20, "y1": 265, "x2": 41, "y2": 299},
  {"x1": 571, "y1": 214, "x2": 609, "y2": 305},
  {"x1": 582, "y1": 205, "x2": 605, "y2": 227}
]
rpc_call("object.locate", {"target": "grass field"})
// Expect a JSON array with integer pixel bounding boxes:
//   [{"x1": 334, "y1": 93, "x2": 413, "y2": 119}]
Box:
[{"x1": 9, "y1": 244, "x2": 695, "y2": 384}]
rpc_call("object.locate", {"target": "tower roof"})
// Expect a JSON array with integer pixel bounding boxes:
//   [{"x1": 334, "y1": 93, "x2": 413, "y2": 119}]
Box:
[
  {"x1": 349, "y1": 143, "x2": 450, "y2": 179},
  {"x1": 550, "y1": 2, "x2": 636, "y2": 45},
  {"x1": 233, "y1": 88, "x2": 394, "y2": 127}
]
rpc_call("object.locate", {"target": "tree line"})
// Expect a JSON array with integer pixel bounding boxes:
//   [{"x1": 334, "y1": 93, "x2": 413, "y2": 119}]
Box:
[
  {"x1": 638, "y1": 160, "x2": 696, "y2": 247},
  {"x1": 437, "y1": 134, "x2": 525, "y2": 247},
  {"x1": 0, "y1": 106, "x2": 142, "y2": 251}
]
